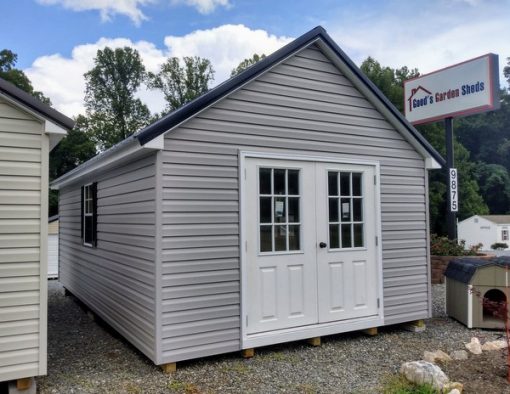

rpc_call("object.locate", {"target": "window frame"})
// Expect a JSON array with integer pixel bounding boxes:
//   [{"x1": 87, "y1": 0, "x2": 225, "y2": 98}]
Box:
[
  {"x1": 81, "y1": 182, "x2": 97, "y2": 248},
  {"x1": 502, "y1": 229, "x2": 509, "y2": 242}
]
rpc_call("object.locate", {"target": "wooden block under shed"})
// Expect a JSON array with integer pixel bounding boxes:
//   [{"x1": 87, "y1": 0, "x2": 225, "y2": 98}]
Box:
[
  {"x1": 161, "y1": 363, "x2": 177, "y2": 373},
  {"x1": 403, "y1": 319, "x2": 426, "y2": 332},
  {"x1": 362, "y1": 327, "x2": 378, "y2": 336},
  {"x1": 307, "y1": 337, "x2": 321, "y2": 347},
  {"x1": 242, "y1": 348, "x2": 255, "y2": 358},
  {"x1": 16, "y1": 378, "x2": 32, "y2": 390}
]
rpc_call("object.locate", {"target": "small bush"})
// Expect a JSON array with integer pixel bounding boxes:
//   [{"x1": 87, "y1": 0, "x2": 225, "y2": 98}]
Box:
[
  {"x1": 491, "y1": 242, "x2": 509, "y2": 250},
  {"x1": 380, "y1": 375, "x2": 438, "y2": 394},
  {"x1": 430, "y1": 234, "x2": 482, "y2": 256}
]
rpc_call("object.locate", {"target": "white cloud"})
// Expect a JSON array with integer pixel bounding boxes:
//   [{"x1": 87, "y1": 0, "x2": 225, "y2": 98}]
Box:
[
  {"x1": 172, "y1": 0, "x2": 230, "y2": 14},
  {"x1": 36, "y1": 0, "x2": 154, "y2": 26},
  {"x1": 25, "y1": 25, "x2": 291, "y2": 118}
]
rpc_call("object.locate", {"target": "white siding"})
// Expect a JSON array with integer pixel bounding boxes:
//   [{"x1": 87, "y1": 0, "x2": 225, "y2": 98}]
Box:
[
  {"x1": 59, "y1": 154, "x2": 158, "y2": 362},
  {"x1": 0, "y1": 98, "x2": 45, "y2": 381},
  {"x1": 158, "y1": 44, "x2": 429, "y2": 363},
  {"x1": 47, "y1": 234, "x2": 58, "y2": 278}
]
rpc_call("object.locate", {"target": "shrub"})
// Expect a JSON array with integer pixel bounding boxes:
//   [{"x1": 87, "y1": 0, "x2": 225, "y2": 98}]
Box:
[
  {"x1": 491, "y1": 242, "x2": 509, "y2": 250},
  {"x1": 430, "y1": 234, "x2": 482, "y2": 256}
]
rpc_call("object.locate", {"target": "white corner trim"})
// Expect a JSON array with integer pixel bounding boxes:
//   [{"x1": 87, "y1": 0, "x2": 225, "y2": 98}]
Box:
[
  {"x1": 44, "y1": 120, "x2": 67, "y2": 135},
  {"x1": 425, "y1": 157, "x2": 442, "y2": 169},
  {"x1": 142, "y1": 133, "x2": 164, "y2": 149},
  {"x1": 467, "y1": 284, "x2": 473, "y2": 328}
]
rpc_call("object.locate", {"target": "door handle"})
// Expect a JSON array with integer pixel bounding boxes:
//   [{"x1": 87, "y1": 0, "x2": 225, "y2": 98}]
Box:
[{"x1": 319, "y1": 242, "x2": 327, "y2": 248}]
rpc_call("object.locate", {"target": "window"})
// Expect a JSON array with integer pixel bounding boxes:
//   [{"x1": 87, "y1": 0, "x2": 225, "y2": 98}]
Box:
[
  {"x1": 328, "y1": 171, "x2": 364, "y2": 249},
  {"x1": 503, "y1": 229, "x2": 509, "y2": 241},
  {"x1": 259, "y1": 167, "x2": 300, "y2": 253},
  {"x1": 81, "y1": 183, "x2": 97, "y2": 247}
]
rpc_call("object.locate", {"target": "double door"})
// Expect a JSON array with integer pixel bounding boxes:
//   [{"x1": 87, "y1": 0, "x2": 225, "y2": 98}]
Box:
[{"x1": 244, "y1": 158, "x2": 379, "y2": 334}]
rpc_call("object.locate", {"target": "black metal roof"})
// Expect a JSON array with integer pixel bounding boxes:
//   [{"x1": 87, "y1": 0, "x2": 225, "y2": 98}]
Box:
[
  {"x1": 134, "y1": 25, "x2": 445, "y2": 166},
  {"x1": 0, "y1": 77, "x2": 74, "y2": 130},
  {"x1": 445, "y1": 257, "x2": 510, "y2": 284}
]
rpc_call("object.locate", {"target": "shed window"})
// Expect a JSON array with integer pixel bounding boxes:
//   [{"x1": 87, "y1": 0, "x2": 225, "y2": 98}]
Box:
[
  {"x1": 503, "y1": 229, "x2": 509, "y2": 241},
  {"x1": 81, "y1": 183, "x2": 97, "y2": 247}
]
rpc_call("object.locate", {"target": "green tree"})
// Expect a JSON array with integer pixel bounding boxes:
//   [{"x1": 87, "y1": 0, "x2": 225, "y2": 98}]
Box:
[
  {"x1": 474, "y1": 163, "x2": 510, "y2": 214},
  {"x1": 149, "y1": 56, "x2": 214, "y2": 114},
  {"x1": 0, "y1": 49, "x2": 51, "y2": 104},
  {"x1": 48, "y1": 115, "x2": 97, "y2": 215},
  {"x1": 230, "y1": 53, "x2": 266, "y2": 77},
  {"x1": 84, "y1": 47, "x2": 151, "y2": 150},
  {"x1": 360, "y1": 57, "x2": 489, "y2": 234}
]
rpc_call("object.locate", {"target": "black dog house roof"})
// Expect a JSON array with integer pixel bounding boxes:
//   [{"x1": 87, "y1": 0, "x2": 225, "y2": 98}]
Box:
[{"x1": 445, "y1": 257, "x2": 510, "y2": 284}]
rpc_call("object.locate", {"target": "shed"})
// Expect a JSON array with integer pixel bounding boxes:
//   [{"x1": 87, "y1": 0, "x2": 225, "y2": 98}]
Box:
[
  {"x1": 0, "y1": 78, "x2": 73, "y2": 387},
  {"x1": 51, "y1": 26, "x2": 445, "y2": 370},
  {"x1": 445, "y1": 257, "x2": 510, "y2": 329},
  {"x1": 48, "y1": 216, "x2": 59, "y2": 279},
  {"x1": 458, "y1": 215, "x2": 510, "y2": 251}
]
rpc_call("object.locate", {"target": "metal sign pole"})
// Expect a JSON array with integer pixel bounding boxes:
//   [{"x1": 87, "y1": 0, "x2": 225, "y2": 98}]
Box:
[{"x1": 445, "y1": 117, "x2": 457, "y2": 240}]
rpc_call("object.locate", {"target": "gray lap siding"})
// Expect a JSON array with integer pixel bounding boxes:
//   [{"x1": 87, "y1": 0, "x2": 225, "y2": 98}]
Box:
[
  {"x1": 158, "y1": 44, "x2": 429, "y2": 363},
  {"x1": 58, "y1": 154, "x2": 157, "y2": 361}
]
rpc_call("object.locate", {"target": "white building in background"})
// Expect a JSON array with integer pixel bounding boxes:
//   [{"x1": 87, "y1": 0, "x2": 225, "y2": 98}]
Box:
[{"x1": 458, "y1": 215, "x2": 510, "y2": 251}]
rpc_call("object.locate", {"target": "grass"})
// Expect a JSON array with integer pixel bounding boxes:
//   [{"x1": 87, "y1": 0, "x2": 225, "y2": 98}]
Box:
[{"x1": 380, "y1": 375, "x2": 439, "y2": 394}]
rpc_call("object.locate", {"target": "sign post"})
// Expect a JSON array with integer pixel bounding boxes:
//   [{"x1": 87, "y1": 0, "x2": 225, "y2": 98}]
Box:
[{"x1": 404, "y1": 53, "x2": 500, "y2": 240}]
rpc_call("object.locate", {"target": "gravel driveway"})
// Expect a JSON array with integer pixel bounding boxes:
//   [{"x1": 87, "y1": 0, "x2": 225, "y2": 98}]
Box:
[{"x1": 38, "y1": 281, "x2": 503, "y2": 394}]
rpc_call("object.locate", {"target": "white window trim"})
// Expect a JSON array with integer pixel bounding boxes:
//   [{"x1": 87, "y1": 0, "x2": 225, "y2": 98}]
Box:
[{"x1": 83, "y1": 183, "x2": 94, "y2": 247}]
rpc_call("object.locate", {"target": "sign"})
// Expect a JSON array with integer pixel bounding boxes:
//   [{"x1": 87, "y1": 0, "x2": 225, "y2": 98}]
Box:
[
  {"x1": 449, "y1": 168, "x2": 458, "y2": 212},
  {"x1": 404, "y1": 54, "x2": 500, "y2": 125}
]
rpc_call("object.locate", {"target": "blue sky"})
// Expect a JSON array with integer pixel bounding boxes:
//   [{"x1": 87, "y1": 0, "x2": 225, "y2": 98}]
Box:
[{"x1": 1, "y1": 0, "x2": 508, "y2": 116}]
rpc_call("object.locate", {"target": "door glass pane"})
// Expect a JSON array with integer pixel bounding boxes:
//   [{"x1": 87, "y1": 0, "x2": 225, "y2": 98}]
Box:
[
  {"x1": 260, "y1": 225, "x2": 272, "y2": 252},
  {"x1": 341, "y1": 224, "x2": 352, "y2": 248},
  {"x1": 329, "y1": 198, "x2": 338, "y2": 222},
  {"x1": 288, "y1": 170, "x2": 299, "y2": 195},
  {"x1": 328, "y1": 172, "x2": 338, "y2": 196},
  {"x1": 341, "y1": 198, "x2": 351, "y2": 221},
  {"x1": 274, "y1": 197, "x2": 286, "y2": 223},
  {"x1": 274, "y1": 225, "x2": 287, "y2": 251},
  {"x1": 274, "y1": 169, "x2": 286, "y2": 195},
  {"x1": 288, "y1": 225, "x2": 300, "y2": 250},
  {"x1": 288, "y1": 197, "x2": 299, "y2": 223},
  {"x1": 260, "y1": 197, "x2": 272, "y2": 223},
  {"x1": 353, "y1": 224, "x2": 364, "y2": 247},
  {"x1": 259, "y1": 168, "x2": 271, "y2": 194},
  {"x1": 353, "y1": 198, "x2": 362, "y2": 222},
  {"x1": 330, "y1": 224, "x2": 339, "y2": 249},
  {"x1": 84, "y1": 216, "x2": 93, "y2": 244},
  {"x1": 352, "y1": 173, "x2": 362, "y2": 196},
  {"x1": 340, "y1": 172, "x2": 350, "y2": 196}
]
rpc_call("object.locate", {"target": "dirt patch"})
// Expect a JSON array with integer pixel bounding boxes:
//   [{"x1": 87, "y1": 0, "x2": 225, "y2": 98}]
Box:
[{"x1": 441, "y1": 349, "x2": 510, "y2": 393}]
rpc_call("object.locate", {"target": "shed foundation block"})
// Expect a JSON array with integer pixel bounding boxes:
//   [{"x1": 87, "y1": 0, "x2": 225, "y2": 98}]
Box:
[
  {"x1": 161, "y1": 363, "x2": 177, "y2": 373},
  {"x1": 362, "y1": 327, "x2": 378, "y2": 336},
  {"x1": 307, "y1": 337, "x2": 321, "y2": 347},
  {"x1": 242, "y1": 348, "x2": 255, "y2": 358},
  {"x1": 403, "y1": 320, "x2": 426, "y2": 332},
  {"x1": 9, "y1": 378, "x2": 35, "y2": 394}
]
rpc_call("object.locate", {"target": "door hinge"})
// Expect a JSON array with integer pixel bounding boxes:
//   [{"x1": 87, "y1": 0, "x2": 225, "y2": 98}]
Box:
[
  {"x1": 374, "y1": 175, "x2": 377, "y2": 185},
  {"x1": 377, "y1": 298, "x2": 380, "y2": 308},
  {"x1": 375, "y1": 236, "x2": 378, "y2": 246}
]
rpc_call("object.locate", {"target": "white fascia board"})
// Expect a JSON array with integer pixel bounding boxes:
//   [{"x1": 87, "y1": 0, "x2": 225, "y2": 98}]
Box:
[
  {"x1": 141, "y1": 133, "x2": 164, "y2": 149},
  {"x1": 316, "y1": 41, "x2": 440, "y2": 168}
]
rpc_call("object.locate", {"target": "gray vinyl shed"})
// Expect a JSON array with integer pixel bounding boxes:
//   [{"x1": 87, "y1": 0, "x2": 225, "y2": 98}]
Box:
[
  {"x1": 51, "y1": 26, "x2": 445, "y2": 369},
  {"x1": 0, "y1": 78, "x2": 73, "y2": 385}
]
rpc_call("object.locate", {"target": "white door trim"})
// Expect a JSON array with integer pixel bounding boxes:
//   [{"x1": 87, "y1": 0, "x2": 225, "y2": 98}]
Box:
[{"x1": 239, "y1": 150, "x2": 385, "y2": 349}]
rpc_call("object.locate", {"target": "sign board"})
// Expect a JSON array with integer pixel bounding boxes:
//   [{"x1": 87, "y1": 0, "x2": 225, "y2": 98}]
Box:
[
  {"x1": 404, "y1": 54, "x2": 500, "y2": 125},
  {"x1": 449, "y1": 168, "x2": 458, "y2": 212}
]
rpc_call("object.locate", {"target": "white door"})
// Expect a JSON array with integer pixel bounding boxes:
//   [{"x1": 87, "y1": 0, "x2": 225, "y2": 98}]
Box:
[
  {"x1": 244, "y1": 157, "x2": 380, "y2": 335},
  {"x1": 315, "y1": 164, "x2": 379, "y2": 322},
  {"x1": 245, "y1": 159, "x2": 318, "y2": 334}
]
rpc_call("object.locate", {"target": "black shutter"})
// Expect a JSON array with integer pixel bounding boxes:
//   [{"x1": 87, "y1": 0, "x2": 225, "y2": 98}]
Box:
[
  {"x1": 92, "y1": 182, "x2": 98, "y2": 247},
  {"x1": 80, "y1": 185, "x2": 84, "y2": 241}
]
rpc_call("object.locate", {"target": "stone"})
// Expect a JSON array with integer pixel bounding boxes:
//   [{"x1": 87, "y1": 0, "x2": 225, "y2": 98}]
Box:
[
  {"x1": 482, "y1": 340, "x2": 507, "y2": 351},
  {"x1": 444, "y1": 381, "x2": 464, "y2": 393},
  {"x1": 451, "y1": 350, "x2": 468, "y2": 360},
  {"x1": 400, "y1": 361, "x2": 449, "y2": 390},
  {"x1": 423, "y1": 350, "x2": 452, "y2": 363},
  {"x1": 465, "y1": 337, "x2": 482, "y2": 355}
]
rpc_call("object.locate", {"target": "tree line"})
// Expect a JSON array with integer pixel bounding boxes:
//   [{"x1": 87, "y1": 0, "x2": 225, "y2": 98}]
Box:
[{"x1": 1, "y1": 47, "x2": 509, "y2": 235}]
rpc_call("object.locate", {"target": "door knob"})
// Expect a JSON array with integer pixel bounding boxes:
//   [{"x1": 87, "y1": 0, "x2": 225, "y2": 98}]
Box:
[{"x1": 319, "y1": 242, "x2": 327, "y2": 248}]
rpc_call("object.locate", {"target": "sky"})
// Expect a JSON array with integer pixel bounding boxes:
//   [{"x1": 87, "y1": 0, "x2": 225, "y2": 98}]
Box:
[{"x1": 1, "y1": 0, "x2": 508, "y2": 117}]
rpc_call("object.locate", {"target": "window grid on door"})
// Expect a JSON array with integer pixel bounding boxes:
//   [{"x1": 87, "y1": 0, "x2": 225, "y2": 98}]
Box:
[
  {"x1": 328, "y1": 171, "x2": 364, "y2": 249},
  {"x1": 259, "y1": 167, "x2": 301, "y2": 253}
]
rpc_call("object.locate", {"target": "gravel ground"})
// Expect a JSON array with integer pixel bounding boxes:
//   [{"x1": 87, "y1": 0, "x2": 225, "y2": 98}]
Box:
[{"x1": 38, "y1": 281, "x2": 504, "y2": 394}]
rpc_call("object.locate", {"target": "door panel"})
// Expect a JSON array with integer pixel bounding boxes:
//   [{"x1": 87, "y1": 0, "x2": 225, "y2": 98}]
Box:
[
  {"x1": 245, "y1": 158, "x2": 318, "y2": 334},
  {"x1": 316, "y1": 163, "x2": 379, "y2": 323}
]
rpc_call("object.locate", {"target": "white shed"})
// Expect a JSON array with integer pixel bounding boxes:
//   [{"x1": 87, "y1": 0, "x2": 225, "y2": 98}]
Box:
[
  {"x1": 458, "y1": 215, "x2": 510, "y2": 251},
  {"x1": 47, "y1": 216, "x2": 59, "y2": 279},
  {"x1": 0, "y1": 78, "x2": 73, "y2": 390}
]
